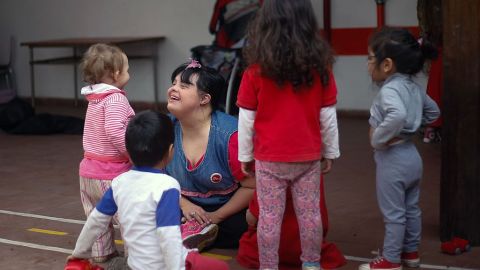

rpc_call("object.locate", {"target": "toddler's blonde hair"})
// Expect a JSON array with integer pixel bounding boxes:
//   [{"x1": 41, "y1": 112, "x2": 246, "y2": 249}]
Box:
[{"x1": 80, "y1": 43, "x2": 126, "y2": 84}]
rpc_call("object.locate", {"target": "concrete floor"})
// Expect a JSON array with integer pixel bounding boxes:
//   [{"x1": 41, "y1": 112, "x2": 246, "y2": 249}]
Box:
[{"x1": 0, "y1": 105, "x2": 479, "y2": 270}]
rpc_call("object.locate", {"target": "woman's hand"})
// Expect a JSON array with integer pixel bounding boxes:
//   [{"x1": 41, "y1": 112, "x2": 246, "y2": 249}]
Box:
[
  {"x1": 181, "y1": 197, "x2": 211, "y2": 224},
  {"x1": 205, "y1": 211, "x2": 224, "y2": 225}
]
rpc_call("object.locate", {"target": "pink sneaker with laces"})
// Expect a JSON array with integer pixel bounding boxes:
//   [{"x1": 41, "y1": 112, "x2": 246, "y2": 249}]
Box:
[
  {"x1": 181, "y1": 219, "x2": 218, "y2": 251},
  {"x1": 359, "y1": 257, "x2": 402, "y2": 270}
]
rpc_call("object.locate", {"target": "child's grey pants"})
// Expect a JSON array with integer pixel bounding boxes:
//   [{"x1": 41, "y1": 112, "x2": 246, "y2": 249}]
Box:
[{"x1": 374, "y1": 141, "x2": 422, "y2": 263}]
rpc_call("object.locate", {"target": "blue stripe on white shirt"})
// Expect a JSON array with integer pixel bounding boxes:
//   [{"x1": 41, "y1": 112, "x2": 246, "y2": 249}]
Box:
[
  {"x1": 96, "y1": 188, "x2": 118, "y2": 216},
  {"x1": 156, "y1": 189, "x2": 181, "y2": 227}
]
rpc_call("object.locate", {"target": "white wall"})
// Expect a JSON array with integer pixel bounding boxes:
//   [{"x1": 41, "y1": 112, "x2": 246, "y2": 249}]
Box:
[
  {"x1": 0, "y1": 0, "x2": 216, "y2": 102},
  {"x1": 331, "y1": 0, "x2": 423, "y2": 111},
  {"x1": 0, "y1": 0, "x2": 422, "y2": 110}
]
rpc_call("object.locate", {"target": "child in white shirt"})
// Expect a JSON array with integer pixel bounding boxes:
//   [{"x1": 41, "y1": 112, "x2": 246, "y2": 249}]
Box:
[{"x1": 68, "y1": 111, "x2": 228, "y2": 270}]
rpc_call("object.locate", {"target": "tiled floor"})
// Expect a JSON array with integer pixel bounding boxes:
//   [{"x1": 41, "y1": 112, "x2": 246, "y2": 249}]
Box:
[{"x1": 0, "y1": 105, "x2": 478, "y2": 270}]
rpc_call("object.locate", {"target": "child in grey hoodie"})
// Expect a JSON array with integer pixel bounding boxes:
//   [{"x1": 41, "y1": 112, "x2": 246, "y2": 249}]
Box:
[{"x1": 360, "y1": 27, "x2": 440, "y2": 270}]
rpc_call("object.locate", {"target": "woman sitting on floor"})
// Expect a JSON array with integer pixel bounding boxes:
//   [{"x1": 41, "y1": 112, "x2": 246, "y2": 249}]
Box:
[{"x1": 165, "y1": 60, "x2": 255, "y2": 251}]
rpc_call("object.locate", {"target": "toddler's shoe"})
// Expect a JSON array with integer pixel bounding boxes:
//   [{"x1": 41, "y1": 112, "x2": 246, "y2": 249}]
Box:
[
  {"x1": 302, "y1": 262, "x2": 321, "y2": 270},
  {"x1": 91, "y1": 250, "x2": 119, "y2": 264},
  {"x1": 181, "y1": 219, "x2": 219, "y2": 251},
  {"x1": 452, "y1": 237, "x2": 471, "y2": 252},
  {"x1": 401, "y1": 251, "x2": 420, "y2": 268},
  {"x1": 359, "y1": 257, "x2": 402, "y2": 270},
  {"x1": 64, "y1": 258, "x2": 104, "y2": 270}
]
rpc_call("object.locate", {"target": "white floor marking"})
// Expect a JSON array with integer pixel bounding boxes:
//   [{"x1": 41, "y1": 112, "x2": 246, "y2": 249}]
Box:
[
  {"x1": 350, "y1": 253, "x2": 477, "y2": 270},
  {"x1": 0, "y1": 209, "x2": 85, "y2": 224},
  {"x1": 0, "y1": 209, "x2": 477, "y2": 270},
  {"x1": 344, "y1": 255, "x2": 371, "y2": 263},
  {"x1": 367, "y1": 250, "x2": 478, "y2": 270},
  {"x1": 0, "y1": 209, "x2": 119, "y2": 228},
  {"x1": 0, "y1": 237, "x2": 72, "y2": 254}
]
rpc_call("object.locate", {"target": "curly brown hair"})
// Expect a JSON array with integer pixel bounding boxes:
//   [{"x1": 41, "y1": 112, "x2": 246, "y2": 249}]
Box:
[
  {"x1": 243, "y1": 0, "x2": 334, "y2": 88},
  {"x1": 80, "y1": 43, "x2": 126, "y2": 84}
]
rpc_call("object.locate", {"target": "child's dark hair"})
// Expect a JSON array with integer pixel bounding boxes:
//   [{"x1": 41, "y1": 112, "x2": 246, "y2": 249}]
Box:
[
  {"x1": 80, "y1": 43, "x2": 126, "y2": 84},
  {"x1": 243, "y1": 0, "x2": 334, "y2": 88},
  {"x1": 125, "y1": 111, "x2": 174, "y2": 167},
  {"x1": 369, "y1": 27, "x2": 438, "y2": 75},
  {"x1": 171, "y1": 63, "x2": 226, "y2": 111}
]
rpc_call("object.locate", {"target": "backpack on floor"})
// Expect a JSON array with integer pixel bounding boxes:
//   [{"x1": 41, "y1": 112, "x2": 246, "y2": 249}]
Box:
[{"x1": 0, "y1": 97, "x2": 34, "y2": 132}]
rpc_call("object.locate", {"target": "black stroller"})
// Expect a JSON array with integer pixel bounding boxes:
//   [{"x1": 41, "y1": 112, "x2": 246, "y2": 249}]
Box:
[{"x1": 191, "y1": 0, "x2": 262, "y2": 115}]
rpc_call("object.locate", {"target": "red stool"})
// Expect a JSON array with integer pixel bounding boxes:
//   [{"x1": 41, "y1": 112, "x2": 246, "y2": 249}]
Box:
[
  {"x1": 453, "y1": 237, "x2": 471, "y2": 252},
  {"x1": 441, "y1": 237, "x2": 470, "y2": 255}
]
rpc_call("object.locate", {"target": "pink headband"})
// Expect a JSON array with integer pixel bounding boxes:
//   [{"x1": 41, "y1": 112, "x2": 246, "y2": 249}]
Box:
[{"x1": 186, "y1": 58, "x2": 202, "y2": 69}]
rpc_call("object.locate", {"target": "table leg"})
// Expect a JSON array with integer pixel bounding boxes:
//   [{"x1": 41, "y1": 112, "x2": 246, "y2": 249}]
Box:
[
  {"x1": 152, "y1": 40, "x2": 159, "y2": 109},
  {"x1": 73, "y1": 46, "x2": 78, "y2": 106},
  {"x1": 29, "y1": 47, "x2": 36, "y2": 108}
]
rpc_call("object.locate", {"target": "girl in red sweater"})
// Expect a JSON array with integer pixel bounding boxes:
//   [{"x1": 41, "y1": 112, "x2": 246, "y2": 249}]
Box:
[{"x1": 237, "y1": 0, "x2": 340, "y2": 269}]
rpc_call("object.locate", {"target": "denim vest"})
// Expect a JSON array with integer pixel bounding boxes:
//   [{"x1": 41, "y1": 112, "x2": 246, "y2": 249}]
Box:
[{"x1": 166, "y1": 111, "x2": 239, "y2": 206}]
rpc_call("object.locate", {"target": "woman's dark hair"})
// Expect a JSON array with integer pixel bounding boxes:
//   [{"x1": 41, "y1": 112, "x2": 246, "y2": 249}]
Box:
[
  {"x1": 126, "y1": 111, "x2": 174, "y2": 167},
  {"x1": 243, "y1": 0, "x2": 334, "y2": 88},
  {"x1": 171, "y1": 63, "x2": 226, "y2": 111},
  {"x1": 369, "y1": 27, "x2": 438, "y2": 75}
]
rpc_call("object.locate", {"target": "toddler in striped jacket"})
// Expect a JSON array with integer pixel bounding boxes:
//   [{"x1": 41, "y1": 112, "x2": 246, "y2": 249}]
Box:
[{"x1": 77, "y1": 43, "x2": 135, "y2": 263}]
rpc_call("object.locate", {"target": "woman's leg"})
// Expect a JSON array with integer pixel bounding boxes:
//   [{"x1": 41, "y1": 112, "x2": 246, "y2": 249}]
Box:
[
  {"x1": 290, "y1": 160, "x2": 322, "y2": 265},
  {"x1": 215, "y1": 208, "x2": 247, "y2": 248},
  {"x1": 79, "y1": 176, "x2": 117, "y2": 257},
  {"x1": 201, "y1": 204, "x2": 247, "y2": 249}
]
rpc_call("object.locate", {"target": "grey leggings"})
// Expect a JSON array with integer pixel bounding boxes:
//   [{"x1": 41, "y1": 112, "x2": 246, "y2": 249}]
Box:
[{"x1": 374, "y1": 142, "x2": 422, "y2": 263}]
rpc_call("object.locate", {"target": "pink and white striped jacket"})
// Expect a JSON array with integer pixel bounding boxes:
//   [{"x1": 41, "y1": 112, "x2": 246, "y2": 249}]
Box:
[{"x1": 79, "y1": 83, "x2": 135, "y2": 180}]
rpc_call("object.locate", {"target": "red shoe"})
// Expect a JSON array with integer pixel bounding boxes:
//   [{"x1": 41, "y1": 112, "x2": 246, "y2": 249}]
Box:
[
  {"x1": 452, "y1": 237, "x2": 471, "y2": 252},
  {"x1": 359, "y1": 257, "x2": 402, "y2": 270},
  {"x1": 64, "y1": 259, "x2": 104, "y2": 270},
  {"x1": 401, "y1": 251, "x2": 420, "y2": 268},
  {"x1": 441, "y1": 240, "x2": 461, "y2": 255}
]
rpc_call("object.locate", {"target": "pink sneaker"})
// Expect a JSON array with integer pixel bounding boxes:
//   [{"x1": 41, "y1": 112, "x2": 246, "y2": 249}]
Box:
[
  {"x1": 359, "y1": 257, "x2": 402, "y2": 270},
  {"x1": 181, "y1": 220, "x2": 218, "y2": 251},
  {"x1": 401, "y1": 251, "x2": 420, "y2": 268}
]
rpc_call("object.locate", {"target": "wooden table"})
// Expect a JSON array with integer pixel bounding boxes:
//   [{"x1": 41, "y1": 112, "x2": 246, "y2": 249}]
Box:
[{"x1": 21, "y1": 36, "x2": 165, "y2": 107}]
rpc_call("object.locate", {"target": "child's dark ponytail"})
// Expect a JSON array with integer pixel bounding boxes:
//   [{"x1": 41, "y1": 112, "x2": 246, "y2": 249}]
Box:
[
  {"x1": 420, "y1": 38, "x2": 438, "y2": 61},
  {"x1": 369, "y1": 27, "x2": 438, "y2": 75}
]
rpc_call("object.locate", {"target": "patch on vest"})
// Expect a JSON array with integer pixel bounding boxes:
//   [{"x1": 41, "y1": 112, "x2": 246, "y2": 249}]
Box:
[{"x1": 210, "y1": 173, "x2": 223, "y2": 183}]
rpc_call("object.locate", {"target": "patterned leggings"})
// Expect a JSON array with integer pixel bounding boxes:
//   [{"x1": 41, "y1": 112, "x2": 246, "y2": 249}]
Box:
[{"x1": 256, "y1": 160, "x2": 322, "y2": 269}]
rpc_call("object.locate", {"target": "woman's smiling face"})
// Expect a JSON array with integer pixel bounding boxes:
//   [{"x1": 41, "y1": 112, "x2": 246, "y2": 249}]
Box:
[{"x1": 167, "y1": 73, "x2": 203, "y2": 117}]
